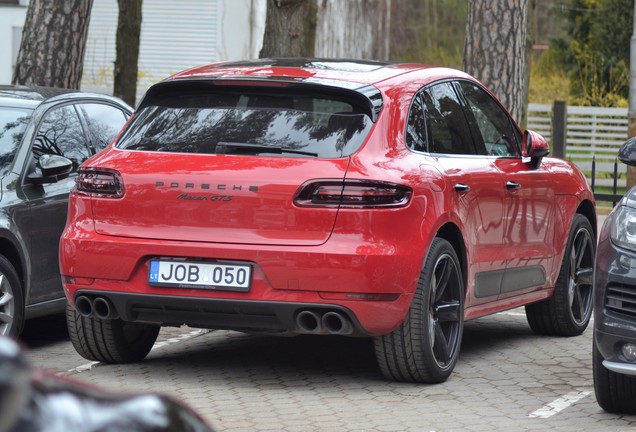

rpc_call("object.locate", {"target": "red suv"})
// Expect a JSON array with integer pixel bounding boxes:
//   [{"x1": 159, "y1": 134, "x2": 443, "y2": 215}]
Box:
[{"x1": 60, "y1": 59, "x2": 596, "y2": 383}]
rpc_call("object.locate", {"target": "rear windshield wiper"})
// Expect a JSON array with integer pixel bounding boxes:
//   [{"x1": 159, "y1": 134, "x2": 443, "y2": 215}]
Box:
[{"x1": 216, "y1": 142, "x2": 318, "y2": 157}]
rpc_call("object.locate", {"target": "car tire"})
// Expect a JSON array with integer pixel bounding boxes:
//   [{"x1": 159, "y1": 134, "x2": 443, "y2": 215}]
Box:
[
  {"x1": 525, "y1": 214, "x2": 595, "y2": 336},
  {"x1": 374, "y1": 238, "x2": 464, "y2": 383},
  {"x1": 66, "y1": 303, "x2": 160, "y2": 363},
  {"x1": 0, "y1": 255, "x2": 24, "y2": 338},
  {"x1": 593, "y1": 339, "x2": 636, "y2": 414}
]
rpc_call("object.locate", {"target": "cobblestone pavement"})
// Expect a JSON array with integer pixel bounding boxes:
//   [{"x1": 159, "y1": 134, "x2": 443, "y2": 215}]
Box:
[
  {"x1": 19, "y1": 307, "x2": 636, "y2": 432},
  {"x1": 17, "y1": 214, "x2": 628, "y2": 432}
]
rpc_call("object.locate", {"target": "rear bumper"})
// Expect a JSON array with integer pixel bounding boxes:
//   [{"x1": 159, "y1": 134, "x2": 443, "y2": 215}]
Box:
[
  {"x1": 71, "y1": 290, "x2": 372, "y2": 336},
  {"x1": 60, "y1": 229, "x2": 422, "y2": 335}
]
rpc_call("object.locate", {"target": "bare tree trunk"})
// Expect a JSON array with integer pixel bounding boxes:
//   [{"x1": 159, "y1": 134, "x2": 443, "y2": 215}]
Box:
[
  {"x1": 463, "y1": 0, "x2": 529, "y2": 123},
  {"x1": 315, "y1": 0, "x2": 391, "y2": 60},
  {"x1": 259, "y1": 0, "x2": 317, "y2": 58},
  {"x1": 390, "y1": 0, "x2": 413, "y2": 60},
  {"x1": 521, "y1": 0, "x2": 536, "y2": 128},
  {"x1": 12, "y1": 0, "x2": 94, "y2": 89},
  {"x1": 114, "y1": 0, "x2": 142, "y2": 107}
]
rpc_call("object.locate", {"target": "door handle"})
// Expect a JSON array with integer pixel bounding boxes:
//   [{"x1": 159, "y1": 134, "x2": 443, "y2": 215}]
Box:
[
  {"x1": 454, "y1": 183, "x2": 470, "y2": 193},
  {"x1": 506, "y1": 181, "x2": 521, "y2": 190}
]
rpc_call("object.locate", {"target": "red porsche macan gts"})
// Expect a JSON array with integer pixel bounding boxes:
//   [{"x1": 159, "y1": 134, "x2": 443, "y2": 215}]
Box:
[{"x1": 60, "y1": 59, "x2": 596, "y2": 383}]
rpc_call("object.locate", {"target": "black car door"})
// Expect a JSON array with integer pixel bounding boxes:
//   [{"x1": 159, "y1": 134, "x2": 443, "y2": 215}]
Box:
[{"x1": 22, "y1": 101, "x2": 128, "y2": 305}]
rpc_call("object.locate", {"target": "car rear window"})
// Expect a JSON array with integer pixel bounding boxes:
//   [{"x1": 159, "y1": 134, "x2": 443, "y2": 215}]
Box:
[{"x1": 116, "y1": 88, "x2": 374, "y2": 158}]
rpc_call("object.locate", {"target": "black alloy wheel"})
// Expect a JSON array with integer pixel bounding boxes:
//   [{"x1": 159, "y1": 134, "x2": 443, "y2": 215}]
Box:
[
  {"x1": 0, "y1": 256, "x2": 23, "y2": 338},
  {"x1": 567, "y1": 224, "x2": 595, "y2": 326},
  {"x1": 374, "y1": 238, "x2": 464, "y2": 383},
  {"x1": 427, "y1": 249, "x2": 463, "y2": 371},
  {"x1": 526, "y1": 214, "x2": 595, "y2": 336}
]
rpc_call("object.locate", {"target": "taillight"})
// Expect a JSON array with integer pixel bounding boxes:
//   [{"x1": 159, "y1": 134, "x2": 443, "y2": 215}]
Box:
[
  {"x1": 75, "y1": 168, "x2": 124, "y2": 198},
  {"x1": 294, "y1": 180, "x2": 412, "y2": 208}
]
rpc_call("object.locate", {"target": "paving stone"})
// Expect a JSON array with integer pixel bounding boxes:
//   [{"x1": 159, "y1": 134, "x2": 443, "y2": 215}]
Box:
[{"x1": 19, "y1": 262, "x2": 636, "y2": 432}]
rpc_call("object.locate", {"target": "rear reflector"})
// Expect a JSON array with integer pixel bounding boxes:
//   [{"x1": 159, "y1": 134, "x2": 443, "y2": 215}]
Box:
[
  {"x1": 62, "y1": 275, "x2": 94, "y2": 285},
  {"x1": 75, "y1": 168, "x2": 124, "y2": 198},
  {"x1": 319, "y1": 292, "x2": 400, "y2": 301},
  {"x1": 294, "y1": 180, "x2": 412, "y2": 208}
]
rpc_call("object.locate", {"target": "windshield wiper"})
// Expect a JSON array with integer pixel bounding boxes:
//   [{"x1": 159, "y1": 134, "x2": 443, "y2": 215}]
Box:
[{"x1": 216, "y1": 142, "x2": 318, "y2": 157}]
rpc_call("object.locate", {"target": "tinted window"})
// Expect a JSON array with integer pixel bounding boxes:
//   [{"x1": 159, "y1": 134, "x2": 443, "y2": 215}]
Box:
[
  {"x1": 33, "y1": 105, "x2": 87, "y2": 172},
  {"x1": 406, "y1": 94, "x2": 427, "y2": 152},
  {"x1": 422, "y1": 83, "x2": 477, "y2": 155},
  {"x1": 0, "y1": 107, "x2": 31, "y2": 176},
  {"x1": 116, "y1": 90, "x2": 373, "y2": 158},
  {"x1": 458, "y1": 82, "x2": 520, "y2": 157},
  {"x1": 79, "y1": 103, "x2": 128, "y2": 153}
]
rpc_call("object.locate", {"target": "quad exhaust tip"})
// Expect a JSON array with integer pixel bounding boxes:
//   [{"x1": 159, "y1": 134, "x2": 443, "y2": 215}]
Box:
[
  {"x1": 322, "y1": 311, "x2": 353, "y2": 335},
  {"x1": 75, "y1": 295, "x2": 93, "y2": 317},
  {"x1": 74, "y1": 295, "x2": 119, "y2": 320},
  {"x1": 295, "y1": 310, "x2": 353, "y2": 335},
  {"x1": 77, "y1": 297, "x2": 351, "y2": 334}
]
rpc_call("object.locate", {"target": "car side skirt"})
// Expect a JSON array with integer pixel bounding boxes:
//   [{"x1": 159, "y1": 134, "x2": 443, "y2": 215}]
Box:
[
  {"x1": 24, "y1": 297, "x2": 67, "y2": 320},
  {"x1": 474, "y1": 265, "x2": 547, "y2": 298}
]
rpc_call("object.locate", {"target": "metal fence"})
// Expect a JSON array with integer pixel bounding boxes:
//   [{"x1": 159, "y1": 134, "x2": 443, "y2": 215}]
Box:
[{"x1": 527, "y1": 102, "x2": 628, "y2": 204}]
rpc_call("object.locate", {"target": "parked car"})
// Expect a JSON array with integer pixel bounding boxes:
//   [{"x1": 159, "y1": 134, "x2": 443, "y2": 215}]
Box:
[
  {"x1": 593, "y1": 136, "x2": 636, "y2": 413},
  {"x1": 0, "y1": 336, "x2": 214, "y2": 431},
  {"x1": 0, "y1": 85, "x2": 132, "y2": 338},
  {"x1": 60, "y1": 59, "x2": 596, "y2": 383}
]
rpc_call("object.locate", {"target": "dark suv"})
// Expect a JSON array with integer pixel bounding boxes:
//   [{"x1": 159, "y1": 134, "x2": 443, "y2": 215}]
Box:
[
  {"x1": 594, "y1": 136, "x2": 636, "y2": 413},
  {"x1": 0, "y1": 86, "x2": 131, "y2": 337}
]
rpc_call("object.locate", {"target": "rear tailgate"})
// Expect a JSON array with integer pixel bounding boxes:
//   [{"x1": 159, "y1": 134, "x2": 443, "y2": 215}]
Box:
[
  {"x1": 84, "y1": 79, "x2": 379, "y2": 247},
  {"x1": 90, "y1": 151, "x2": 349, "y2": 246}
]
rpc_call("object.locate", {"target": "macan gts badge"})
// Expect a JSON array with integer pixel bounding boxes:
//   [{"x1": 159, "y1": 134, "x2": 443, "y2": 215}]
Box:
[
  {"x1": 157, "y1": 180, "x2": 258, "y2": 202},
  {"x1": 60, "y1": 58, "x2": 596, "y2": 383}
]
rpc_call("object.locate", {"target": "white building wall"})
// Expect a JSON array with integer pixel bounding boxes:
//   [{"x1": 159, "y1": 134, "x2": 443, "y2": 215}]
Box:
[
  {"x1": 138, "y1": 0, "x2": 218, "y2": 86},
  {"x1": 0, "y1": 1, "x2": 28, "y2": 85},
  {"x1": 217, "y1": 0, "x2": 265, "y2": 60},
  {"x1": 82, "y1": 0, "x2": 265, "y2": 98},
  {"x1": 81, "y1": 0, "x2": 118, "y2": 92},
  {"x1": 0, "y1": 0, "x2": 265, "y2": 93}
]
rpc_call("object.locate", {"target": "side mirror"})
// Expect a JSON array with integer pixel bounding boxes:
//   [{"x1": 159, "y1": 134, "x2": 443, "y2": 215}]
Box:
[
  {"x1": 27, "y1": 154, "x2": 74, "y2": 185},
  {"x1": 39, "y1": 154, "x2": 73, "y2": 177},
  {"x1": 522, "y1": 130, "x2": 550, "y2": 168},
  {"x1": 618, "y1": 137, "x2": 636, "y2": 166}
]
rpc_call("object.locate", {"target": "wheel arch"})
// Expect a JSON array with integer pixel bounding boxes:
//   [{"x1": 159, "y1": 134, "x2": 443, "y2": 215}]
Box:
[
  {"x1": 576, "y1": 199, "x2": 597, "y2": 239},
  {"x1": 0, "y1": 235, "x2": 26, "y2": 298},
  {"x1": 435, "y1": 222, "x2": 467, "y2": 287}
]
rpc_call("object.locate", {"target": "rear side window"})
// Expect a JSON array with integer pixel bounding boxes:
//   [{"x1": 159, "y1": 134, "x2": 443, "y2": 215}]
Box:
[
  {"x1": 406, "y1": 94, "x2": 427, "y2": 152},
  {"x1": 422, "y1": 82, "x2": 478, "y2": 155},
  {"x1": 116, "y1": 89, "x2": 373, "y2": 158}
]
